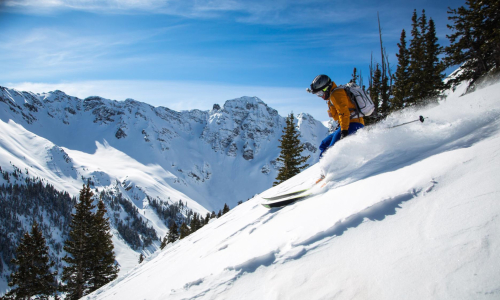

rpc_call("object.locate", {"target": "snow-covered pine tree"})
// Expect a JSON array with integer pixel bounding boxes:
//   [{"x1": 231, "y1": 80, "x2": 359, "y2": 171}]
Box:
[
  {"x1": 5, "y1": 221, "x2": 58, "y2": 299},
  {"x1": 88, "y1": 200, "x2": 119, "y2": 292},
  {"x1": 62, "y1": 183, "x2": 95, "y2": 300},
  {"x1": 273, "y1": 113, "x2": 310, "y2": 186}
]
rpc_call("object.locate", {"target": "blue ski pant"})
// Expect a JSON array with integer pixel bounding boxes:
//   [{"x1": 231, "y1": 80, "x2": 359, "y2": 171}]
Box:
[{"x1": 319, "y1": 122, "x2": 364, "y2": 158}]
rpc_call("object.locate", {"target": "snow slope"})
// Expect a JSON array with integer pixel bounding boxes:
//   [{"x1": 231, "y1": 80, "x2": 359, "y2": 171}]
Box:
[
  {"x1": 0, "y1": 118, "x2": 206, "y2": 286},
  {"x1": 84, "y1": 80, "x2": 500, "y2": 299}
]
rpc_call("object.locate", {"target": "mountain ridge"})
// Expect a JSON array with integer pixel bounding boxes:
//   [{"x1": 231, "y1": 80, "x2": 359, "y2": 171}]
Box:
[
  {"x1": 0, "y1": 86, "x2": 327, "y2": 209},
  {"x1": 0, "y1": 85, "x2": 328, "y2": 289}
]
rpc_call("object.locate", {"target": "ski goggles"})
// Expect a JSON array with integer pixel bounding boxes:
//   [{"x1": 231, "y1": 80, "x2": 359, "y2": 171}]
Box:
[{"x1": 313, "y1": 86, "x2": 329, "y2": 97}]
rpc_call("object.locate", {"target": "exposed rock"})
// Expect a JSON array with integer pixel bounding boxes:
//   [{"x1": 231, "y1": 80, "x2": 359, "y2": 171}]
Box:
[
  {"x1": 243, "y1": 149, "x2": 254, "y2": 160},
  {"x1": 303, "y1": 142, "x2": 317, "y2": 153},
  {"x1": 115, "y1": 128, "x2": 127, "y2": 139},
  {"x1": 261, "y1": 164, "x2": 270, "y2": 174}
]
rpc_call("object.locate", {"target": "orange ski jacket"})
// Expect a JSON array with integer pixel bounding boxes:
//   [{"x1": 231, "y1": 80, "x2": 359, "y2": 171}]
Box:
[{"x1": 326, "y1": 81, "x2": 364, "y2": 130}]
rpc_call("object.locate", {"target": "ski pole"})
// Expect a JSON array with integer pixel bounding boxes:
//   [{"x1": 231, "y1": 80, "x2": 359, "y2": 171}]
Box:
[{"x1": 389, "y1": 116, "x2": 426, "y2": 129}]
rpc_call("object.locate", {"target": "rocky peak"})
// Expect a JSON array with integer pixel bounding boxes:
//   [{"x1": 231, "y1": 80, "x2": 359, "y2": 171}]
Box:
[{"x1": 201, "y1": 97, "x2": 284, "y2": 159}]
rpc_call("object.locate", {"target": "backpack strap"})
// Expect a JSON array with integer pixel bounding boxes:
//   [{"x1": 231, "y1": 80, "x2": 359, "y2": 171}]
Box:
[{"x1": 332, "y1": 85, "x2": 362, "y2": 119}]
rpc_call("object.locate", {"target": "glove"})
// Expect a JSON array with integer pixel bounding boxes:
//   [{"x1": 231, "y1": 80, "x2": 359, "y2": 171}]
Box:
[{"x1": 340, "y1": 130, "x2": 349, "y2": 140}]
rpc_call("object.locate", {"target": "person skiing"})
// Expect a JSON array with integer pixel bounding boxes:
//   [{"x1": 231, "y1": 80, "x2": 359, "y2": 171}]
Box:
[{"x1": 308, "y1": 74, "x2": 365, "y2": 158}]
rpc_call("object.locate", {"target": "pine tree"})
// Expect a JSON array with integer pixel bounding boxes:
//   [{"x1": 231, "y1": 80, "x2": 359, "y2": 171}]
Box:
[
  {"x1": 160, "y1": 236, "x2": 168, "y2": 250},
  {"x1": 403, "y1": 9, "x2": 447, "y2": 104},
  {"x1": 273, "y1": 113, "x2": 310, "y2": 186},
  {"x1": 190, "y1": 213, "x2": 200, "y2": 234},
  {"x1": 380, "y1": 65, "x2": 390, "y2": 114},
  {"x1": 210, "y1": 211, "x2": 216, "y2": 219},
  {"x1": 376, "y1": 12, "x2": 391, "y2": 116},
  {"x1": 138, "y1": 254, "x2": 144, "y2": 264},
  {"x1": 88, "y1": 200, "x2": 119, "y2": 292},
  {"x1": 166, "y1": 222, "x2": 180, "y2": 244},
  {"x1": 222, "y1": 203, "x2": 230, "y2": 215},
  {"x1": 392, "y1": 29, "x2": 411, "y2": 110},
  {"x1": 445, "y1": 0, "x2": 500, "y2": 86},
  {"x1": 484, "y1": 0, "x2": 500, "y2": 70},
  {"x1": 5, "y1": 221, "x2": 58, "y2": 299},
  {"x1": 204, "y1": 213, "x2": 210, "y2": 225},
  {"x1": 424, "y1": 18, "x2": 446, "y2": 98},
  {"x1": 408, "y1": 9, "x2": 427, "y2": 104},
  {"x1": 62, "y1": 183, "x2": 95, "y2": 300},
  {"x1": 350, "y1": 67, "x2": 359, "y2": 84},
  {"x1": 179, "y1": 222, "x2": 190, "y2": 239},
  {"x1": 370, "y1": 64, "x2": 382, "y2": 114}
]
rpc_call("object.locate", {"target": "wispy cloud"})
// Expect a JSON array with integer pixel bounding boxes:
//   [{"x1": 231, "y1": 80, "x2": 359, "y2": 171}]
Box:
[
  {"x1": 2, "y1": 0, "x2": 375, "y2": 26},
  {"x1": 3, "y1": 0, "x2": 167, "y2": 13},
  {"x1": 0, "y1": 25, "x2": 187, "y2": 80}
]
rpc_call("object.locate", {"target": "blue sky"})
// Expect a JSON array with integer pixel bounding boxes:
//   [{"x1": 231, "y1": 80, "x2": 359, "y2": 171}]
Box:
[{"x1": 0, "y1": 0, "x2": 464, "y2": 121}]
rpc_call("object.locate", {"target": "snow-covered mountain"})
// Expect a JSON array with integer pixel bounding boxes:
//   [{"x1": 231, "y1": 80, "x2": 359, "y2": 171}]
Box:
[
  {"x1": 0, "y1": 88, "x2": 327, "y2": 211},
  {"x1": 0, "y1": 86, "x2": 328, "y2": 290},
  {"x1": 82, "y1": 80, "x2": 500, "y2": 299}
]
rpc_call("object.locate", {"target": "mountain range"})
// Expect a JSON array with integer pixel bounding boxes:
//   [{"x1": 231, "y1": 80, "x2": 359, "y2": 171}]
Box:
[{"x1": 0, "y1": 86, "x2": 328, "y2": 289}]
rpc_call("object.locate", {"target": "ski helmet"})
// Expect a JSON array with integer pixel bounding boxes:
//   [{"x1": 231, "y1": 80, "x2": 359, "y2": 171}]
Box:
[{"x1": 310, "y1": 75, "x2": 332, "y2": 93}]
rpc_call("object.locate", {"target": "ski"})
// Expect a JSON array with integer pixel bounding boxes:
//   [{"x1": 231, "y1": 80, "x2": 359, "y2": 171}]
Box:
[
  {"x1": 261, "y1": 188, "x2": 310, "y2": 201},
  {"x1": 261, "y1": 193, "x2": 311, "y2": 209},
  {"x1": 261, "y1": 176, "x2": 326, "y2": 209},
  {"x1": 261, "y1": 176, "x2": 325, "y2": 202}
]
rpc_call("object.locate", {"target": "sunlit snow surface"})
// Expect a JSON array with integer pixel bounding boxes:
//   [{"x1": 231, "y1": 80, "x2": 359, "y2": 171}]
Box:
[{"x1": 83, "y1": 81, "x2": 500, "y2": 299}]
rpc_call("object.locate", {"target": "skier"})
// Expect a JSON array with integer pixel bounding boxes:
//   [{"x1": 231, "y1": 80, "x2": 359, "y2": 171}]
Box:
[{"x1": 308, "y1": 74, "x2": 365, "y2": 158}]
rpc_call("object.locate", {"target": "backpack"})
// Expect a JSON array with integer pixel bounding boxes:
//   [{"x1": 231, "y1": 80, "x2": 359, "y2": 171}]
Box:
[{"x1": 334, "y1": 83, "x2": 375, "y2": 118}]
